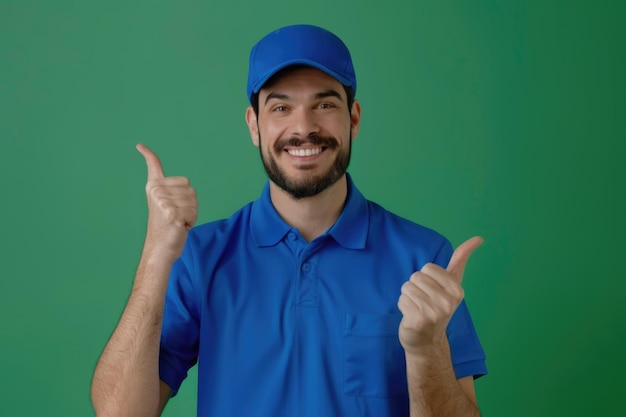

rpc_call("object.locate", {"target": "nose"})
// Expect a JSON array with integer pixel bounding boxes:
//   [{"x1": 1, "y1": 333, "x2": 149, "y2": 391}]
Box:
[{"x1": 290, "y1": 106, "x2": 320, "y2": 138}]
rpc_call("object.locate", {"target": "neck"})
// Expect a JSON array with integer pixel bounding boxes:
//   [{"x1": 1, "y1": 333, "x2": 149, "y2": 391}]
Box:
[{"x1": 269, "y1": 175, "x2": 348, "y2": 242}]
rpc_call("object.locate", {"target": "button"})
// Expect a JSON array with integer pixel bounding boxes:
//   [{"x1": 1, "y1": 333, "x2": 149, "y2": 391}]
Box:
[
  {"x1": 302, "y1": 263, "x2": 311, "y2": 273},
  {"x1": 288, "y1": 233, "x2": 297, "y2": 241}
]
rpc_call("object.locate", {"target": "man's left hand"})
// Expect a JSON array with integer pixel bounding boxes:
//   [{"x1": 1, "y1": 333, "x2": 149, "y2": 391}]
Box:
[{"x1": 397, "y1": 236, "x2": 483, "y2": 357}]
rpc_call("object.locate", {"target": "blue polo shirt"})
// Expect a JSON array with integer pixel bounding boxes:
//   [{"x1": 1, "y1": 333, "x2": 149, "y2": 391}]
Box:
[{"x1": 159, "y1": 175, "x2": 487, "y2": 416}]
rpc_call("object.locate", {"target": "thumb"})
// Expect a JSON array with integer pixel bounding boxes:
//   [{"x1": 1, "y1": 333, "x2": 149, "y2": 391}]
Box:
[
  {"x1": 136, "y1": 144, "x2": 165, "y2": 181},
  {"x1": 447, "y1": 236, "x2": 483, "y2": 284}
]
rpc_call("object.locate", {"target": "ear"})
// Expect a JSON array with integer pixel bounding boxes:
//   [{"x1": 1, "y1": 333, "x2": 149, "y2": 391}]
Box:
[
  {"x1": 245, "y1": 106, "x2": 260, "y2": 147},
  {"x1": 349, "y1": 99, "x2": 362, "y2": 141}
]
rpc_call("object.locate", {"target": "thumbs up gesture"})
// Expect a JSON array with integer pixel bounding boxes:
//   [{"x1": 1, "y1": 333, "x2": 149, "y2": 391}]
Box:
[
  {"x1": 136, "y1": 144, "x2": 198, "y2": 264},
  {"x1": 397, "y1": 237, "x2": 483, "y2": 357}
]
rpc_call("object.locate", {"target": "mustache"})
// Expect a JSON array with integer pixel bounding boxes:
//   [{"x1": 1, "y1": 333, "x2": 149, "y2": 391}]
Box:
[{"x1": 274, "y1": 135, "x2": 339, "y2": 153}]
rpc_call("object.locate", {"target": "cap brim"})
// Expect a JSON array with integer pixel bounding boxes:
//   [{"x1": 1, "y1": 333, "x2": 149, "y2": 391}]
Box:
[{"x1": 251, "y1": 59, "x2": 353, "y2": 96}]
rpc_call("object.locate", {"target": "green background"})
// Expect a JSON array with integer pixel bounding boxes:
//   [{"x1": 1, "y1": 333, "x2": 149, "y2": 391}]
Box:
[{"x1": 1, "y1": 0, "x2": 624, "y2": 416}]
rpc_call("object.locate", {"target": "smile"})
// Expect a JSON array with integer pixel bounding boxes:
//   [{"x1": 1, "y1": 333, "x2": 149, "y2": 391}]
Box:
[{"x1": 286, "y1": 147, "x2": 324, "y2": 157}]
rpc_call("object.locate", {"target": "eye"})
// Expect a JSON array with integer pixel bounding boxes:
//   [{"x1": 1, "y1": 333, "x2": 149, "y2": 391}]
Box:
[
  {"x1": 318, "y1": 103, "x2": 334, "y2": 109},
  {"x1": 272, "y1": 105, "x2": 288, "y2": 112}
]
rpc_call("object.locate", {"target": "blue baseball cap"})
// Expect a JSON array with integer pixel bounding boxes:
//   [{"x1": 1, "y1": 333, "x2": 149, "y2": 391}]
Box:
[{"x1": 247, "y1": 24, "x2": 357, "y2": 103}]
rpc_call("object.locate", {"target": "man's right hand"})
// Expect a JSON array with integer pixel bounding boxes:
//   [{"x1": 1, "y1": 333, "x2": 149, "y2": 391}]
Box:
[{"x1": 136, "y1": 144, "x2": 198, "y2": 265}]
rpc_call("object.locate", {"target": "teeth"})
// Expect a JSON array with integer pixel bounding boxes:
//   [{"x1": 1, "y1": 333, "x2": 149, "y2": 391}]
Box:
[{"x1": 288, "y1": 147, "x2": 323, "y2": 157}]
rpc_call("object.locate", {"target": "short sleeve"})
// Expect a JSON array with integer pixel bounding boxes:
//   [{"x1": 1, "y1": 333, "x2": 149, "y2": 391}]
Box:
[
  {"x1": 159, "y1": 242, "x2": 201, "y2": 395},
  {"x1": 447, "y1": 300, "x2": 487, "y2": 379}
]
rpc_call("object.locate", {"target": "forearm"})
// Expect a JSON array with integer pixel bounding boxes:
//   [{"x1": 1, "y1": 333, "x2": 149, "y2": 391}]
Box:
[
  {"x1": 405, "y1": 340, "x2": 480, "y2": 417},
  {"x1": 91, "y1": 254, "x2": 172, "y2": 417}
]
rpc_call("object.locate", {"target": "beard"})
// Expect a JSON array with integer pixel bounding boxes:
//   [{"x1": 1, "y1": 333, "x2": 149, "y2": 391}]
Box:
[{"x1": 259, "y1": 133, "x2": 352, "y2": 200}]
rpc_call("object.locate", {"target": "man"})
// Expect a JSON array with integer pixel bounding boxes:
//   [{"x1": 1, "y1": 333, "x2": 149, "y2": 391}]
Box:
[{"x1": 91, "y1": 24, "x2": 487, "y2": 417}]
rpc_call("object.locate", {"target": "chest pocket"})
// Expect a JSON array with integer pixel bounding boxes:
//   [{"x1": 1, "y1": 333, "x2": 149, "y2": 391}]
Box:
[{"x1": 343, "y1": 312, "x2": 408, "y2": 398}]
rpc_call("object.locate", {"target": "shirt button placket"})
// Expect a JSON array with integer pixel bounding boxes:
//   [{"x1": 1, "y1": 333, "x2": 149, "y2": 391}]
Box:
[{"x1": 298, "y1": 258, "x2": 317, "y2": 307}]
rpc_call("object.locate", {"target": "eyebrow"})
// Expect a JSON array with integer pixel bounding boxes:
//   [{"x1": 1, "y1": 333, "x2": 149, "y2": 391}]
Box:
[
  {"x1": 264, "y1": 92, "x2": 290, "y2": 105},
  {"x1": 314, "y1": 89, "x2": 344, "y2": 101},
  {"x1": 264, "y1": 89, "x2": 344, "y2": 105}
]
